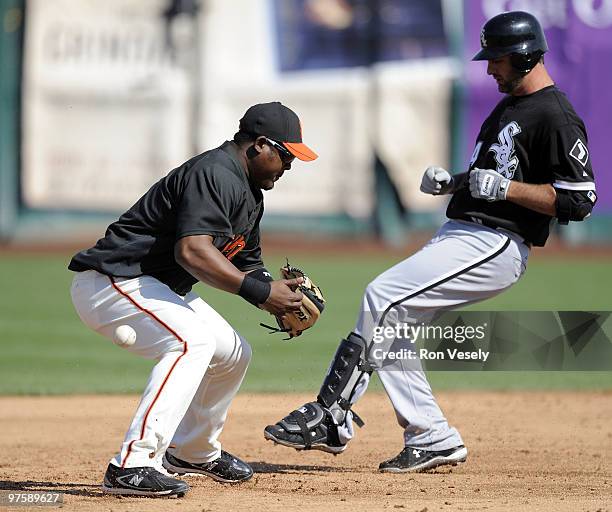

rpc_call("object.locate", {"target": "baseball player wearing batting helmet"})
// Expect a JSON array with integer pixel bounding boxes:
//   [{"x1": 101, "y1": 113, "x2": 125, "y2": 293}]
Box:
[
  {"x1": 265, "y1": 11, "x2": 596, "y2": 473},
  {"x1": 69, "y1": 102, "x2": 317, "y2": 497}
]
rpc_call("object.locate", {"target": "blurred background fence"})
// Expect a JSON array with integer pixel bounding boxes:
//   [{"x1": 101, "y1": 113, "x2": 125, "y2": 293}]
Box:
[{"x1": 1, "y1": 0, "x2": 611, "y2": 246}]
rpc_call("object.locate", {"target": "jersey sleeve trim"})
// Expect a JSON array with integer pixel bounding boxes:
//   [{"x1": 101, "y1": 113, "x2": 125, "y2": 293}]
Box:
[
  {"x1": 553, "y1": 180, "x2": 596, "y2": 191},
  {"x1": 239, "y1": 262, "x2": 267, "y2": 273},
  {"x1": 176, "y1": 229, "x2": 233, "y2": 240}
]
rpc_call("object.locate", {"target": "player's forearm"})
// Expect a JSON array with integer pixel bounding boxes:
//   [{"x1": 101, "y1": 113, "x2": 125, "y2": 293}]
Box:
[
  {"x1": 175, "y1": 235, "x2": 244, "y2": 293},
  {"x1": 506, "y1": 182, "x2": 557, "y2": 216}
]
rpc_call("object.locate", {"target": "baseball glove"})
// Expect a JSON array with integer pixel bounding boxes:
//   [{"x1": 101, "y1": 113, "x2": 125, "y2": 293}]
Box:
[{"x1": 260, "y1": 261, "x2": 326, "y2": 340}]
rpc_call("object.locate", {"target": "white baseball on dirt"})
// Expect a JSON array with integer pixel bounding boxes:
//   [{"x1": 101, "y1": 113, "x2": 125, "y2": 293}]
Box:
[{"x1": 112, "y1": 325, "x2": 137, "y2": 347}]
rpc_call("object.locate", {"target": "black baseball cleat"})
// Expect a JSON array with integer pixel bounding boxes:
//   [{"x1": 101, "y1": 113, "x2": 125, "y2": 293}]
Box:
[
  {"x1": 264, "y1": 402, "x2": 347, "y2": 454},
  {"x1": 102, "y1": 463, "x2": 189, "y2": 497},
  {"x1": 379, "y1": 445, "x2": 468, "y2": 473},
  {"x1": 162, "y1": 450, "x2": 253, "y2": 483}
]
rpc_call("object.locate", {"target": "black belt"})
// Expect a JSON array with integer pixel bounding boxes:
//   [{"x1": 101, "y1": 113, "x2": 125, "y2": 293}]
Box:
[{"x1": 455, "y1": 216, "x2": 532, "y2": 248}]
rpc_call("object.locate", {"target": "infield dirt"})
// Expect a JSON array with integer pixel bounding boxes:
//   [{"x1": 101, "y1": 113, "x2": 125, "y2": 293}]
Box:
[{"x1": 1, "y1": 391, "x2": 610, "y2": 512}]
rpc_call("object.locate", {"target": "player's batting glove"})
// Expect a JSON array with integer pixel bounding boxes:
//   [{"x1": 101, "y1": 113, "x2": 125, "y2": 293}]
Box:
[
  {"x1": 469, "y1": 168, "x2": 511, "y2": 202},
  {"x1": 420, "y1": 166, "x2": 454, "y2": 195}
]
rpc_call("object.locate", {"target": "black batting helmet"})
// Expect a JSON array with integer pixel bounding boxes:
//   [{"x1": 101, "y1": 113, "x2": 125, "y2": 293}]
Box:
[{"x1": 473, "y1": 11, "x2": 548, "y2": 73}]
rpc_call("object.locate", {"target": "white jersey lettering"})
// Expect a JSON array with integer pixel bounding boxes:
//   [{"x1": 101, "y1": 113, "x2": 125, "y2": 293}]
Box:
[{"x1": 488, "y1": 121, "x2": 522, "y2": 179}]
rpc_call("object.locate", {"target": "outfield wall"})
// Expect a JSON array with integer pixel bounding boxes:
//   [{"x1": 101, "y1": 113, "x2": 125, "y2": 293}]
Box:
[{"x1": 1, "y1": 0, "x2": 611, "y2": 245}]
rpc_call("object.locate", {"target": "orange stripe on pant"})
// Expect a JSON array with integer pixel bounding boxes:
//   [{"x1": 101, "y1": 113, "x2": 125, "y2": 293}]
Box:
[{"x1": 110, "y1": 277, "x2": 188, "y2": 468}]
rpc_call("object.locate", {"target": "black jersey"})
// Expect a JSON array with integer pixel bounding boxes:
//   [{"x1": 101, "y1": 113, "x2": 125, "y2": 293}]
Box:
[
  {"x1": 447, "y1": 85, "x2": 596, "y2": 246},
  {"x1": 69, "y1": 141, "x2": 264, "y2": 295}
]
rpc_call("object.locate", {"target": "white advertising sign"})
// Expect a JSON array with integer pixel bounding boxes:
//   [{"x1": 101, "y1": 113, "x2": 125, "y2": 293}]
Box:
[{"x1": 22, "y1": 0, "x2": 191, "y2": 211}]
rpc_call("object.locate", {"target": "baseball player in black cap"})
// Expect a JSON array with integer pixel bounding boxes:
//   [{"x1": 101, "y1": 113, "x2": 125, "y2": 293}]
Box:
[
  {"x1": 69, "y1": 102, "x2": 317, "y2": 497},
  {"x1": 264, "y1": 11, "x2": 597, "y2": 473}
]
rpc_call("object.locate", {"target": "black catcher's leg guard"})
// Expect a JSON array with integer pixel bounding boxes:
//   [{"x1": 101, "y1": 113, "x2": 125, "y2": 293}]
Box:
[
  {"x1": 317, "y1": 332, "x2": 372, "y2": 427},
  {"x1": 264, "y1": 333, "x2": 372, "y2": 453}
]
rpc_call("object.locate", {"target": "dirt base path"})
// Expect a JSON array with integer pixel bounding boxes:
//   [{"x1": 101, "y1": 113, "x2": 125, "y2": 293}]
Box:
[{"x1": 1, "y1": 392, "x2": 610, "y2": 511}]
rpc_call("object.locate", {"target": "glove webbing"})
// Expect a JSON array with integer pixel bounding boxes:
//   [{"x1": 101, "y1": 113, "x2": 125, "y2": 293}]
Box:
[{"x1": 259, "y1": 321, "x2": 292, "y2": 341}]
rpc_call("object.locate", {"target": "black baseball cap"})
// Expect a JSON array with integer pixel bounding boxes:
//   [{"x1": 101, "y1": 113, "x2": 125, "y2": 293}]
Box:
[{"x1": 239, "y1": 102, "x2": 318, "y2": 162}]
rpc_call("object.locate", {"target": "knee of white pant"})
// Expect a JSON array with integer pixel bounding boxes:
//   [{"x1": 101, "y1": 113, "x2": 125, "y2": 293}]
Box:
[
  {"x1": 227, "y1": 335, "x2": 251, "y2": 376},
  {"x1": 236, "y1": 336, "x2": 252, "y2": 369},
  {"x1": 363, "y1": 279, "x2": 385, "y2": 310},
  {"x1": 363, "y1": 281, "x2": 375, "y2": 302},
  {"x1": 185, "y1": 335, "x2": 217, "y2": 359},
  {"x1": 209, "y1": 334, "x2": 251, "y2": 376}
]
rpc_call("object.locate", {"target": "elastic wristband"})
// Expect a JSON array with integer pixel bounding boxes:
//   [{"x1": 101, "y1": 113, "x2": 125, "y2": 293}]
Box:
[
  {"x1": 248, "y1": 267, "x2": 273, "y2": 283},
  {"x1": 238, "y1": 273, "x2": 271, "y2": 305}
]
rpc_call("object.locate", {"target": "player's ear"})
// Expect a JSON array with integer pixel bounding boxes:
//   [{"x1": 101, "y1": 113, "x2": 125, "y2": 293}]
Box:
[
  {"x1": 255, "y1": 136, "x2": 269, "y2": 152},
  {"x1": 247, "y1": 136, "x2": 266, "y2": 159}
]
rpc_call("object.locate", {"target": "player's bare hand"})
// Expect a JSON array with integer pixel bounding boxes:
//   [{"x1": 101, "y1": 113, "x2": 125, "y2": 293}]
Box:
[
  {"x1": 421, "y1": 166, "x2": 454, "y2": 195},
  {"x1": 260, "y1": 278, "x2": 304, "y2": 315}
]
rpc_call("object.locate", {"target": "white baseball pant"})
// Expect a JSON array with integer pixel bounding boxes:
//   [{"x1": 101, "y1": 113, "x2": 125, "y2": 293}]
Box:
[
  {"x1": 341, "y1": 220, "x2": 530, "y2": 449},
  {"x1": 70, "y1": 270, "x2": 251, "y2": 469}
]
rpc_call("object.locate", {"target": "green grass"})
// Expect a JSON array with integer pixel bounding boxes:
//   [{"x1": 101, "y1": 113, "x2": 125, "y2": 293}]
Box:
[{"x1": 1, "y1": 253, "x2": 611, "y2": 395}]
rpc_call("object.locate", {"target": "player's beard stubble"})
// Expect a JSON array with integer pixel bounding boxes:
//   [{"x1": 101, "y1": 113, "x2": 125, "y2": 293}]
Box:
[{"x1": 497, "y1": 70, "x2": 524, "y2": 94}]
